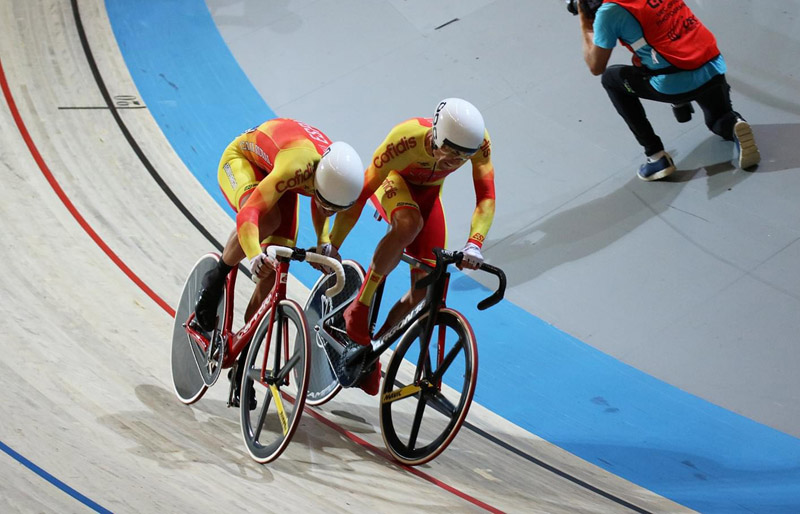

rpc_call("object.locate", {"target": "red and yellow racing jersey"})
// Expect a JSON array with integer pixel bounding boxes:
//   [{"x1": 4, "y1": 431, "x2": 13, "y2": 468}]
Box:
[
  {"x1": 330, "y1": 117, "x2": 496, "y2": 249},
  {"x1": 229, "y1": 118, "x2": 332, "y2": 259}
]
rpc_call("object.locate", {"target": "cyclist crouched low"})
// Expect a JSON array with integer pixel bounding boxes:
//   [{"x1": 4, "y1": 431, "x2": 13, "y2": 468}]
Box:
[
  {"x1": 192, "y1": 118, "x2": 364, "y2": 407},
  {"x1": 327, "y1": 98, "x2": 497, "y2": 395}
]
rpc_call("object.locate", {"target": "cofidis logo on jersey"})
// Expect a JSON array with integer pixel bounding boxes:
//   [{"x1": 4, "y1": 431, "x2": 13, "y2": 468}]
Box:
[
  {"x1": 373, "y1": 137, "x2": 417, "y2": 168},
  {"x1": 276, "y1": 163, "x2": 314, "y2": 193}
]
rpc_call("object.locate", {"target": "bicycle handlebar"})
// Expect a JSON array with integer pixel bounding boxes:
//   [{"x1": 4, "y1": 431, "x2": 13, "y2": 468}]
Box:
[
  {"x1": 414, "y1": 247, "x2": 507, "y2": 310},
  {"x1": 265, "y1": 246, "x2": 346, "y2": 297},
  {"x1": 475, "y1": 262, "x2": 506, "y2": 311}
]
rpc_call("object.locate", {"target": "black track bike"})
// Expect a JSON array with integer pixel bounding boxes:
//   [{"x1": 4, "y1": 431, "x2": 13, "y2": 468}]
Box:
[{"x1": 304, "y1": 247, "x2": 506, "y2": 465}]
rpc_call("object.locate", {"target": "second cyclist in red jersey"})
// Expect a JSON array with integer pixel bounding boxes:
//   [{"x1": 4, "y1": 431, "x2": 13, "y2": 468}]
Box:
[{"x1": 328, "y1": 98, "x2": 497, "y2": 396}]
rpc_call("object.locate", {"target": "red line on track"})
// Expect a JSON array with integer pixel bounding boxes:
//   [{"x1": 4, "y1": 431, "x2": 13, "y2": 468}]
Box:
[
  {"x1": 0, "y1": 57, "x2": 503, "y2": 514},
  {"x1": 0, "y1": 59, "x2": 175, "y2": 318}
]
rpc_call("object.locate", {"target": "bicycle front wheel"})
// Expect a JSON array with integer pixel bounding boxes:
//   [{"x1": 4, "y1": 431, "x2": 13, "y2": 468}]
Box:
[
  {"x1": 240, "y1": 299, "x2": 311, "y2": 464},
  {"x1": 380, "y1": 308, "x2": 478, "y2": 466}
]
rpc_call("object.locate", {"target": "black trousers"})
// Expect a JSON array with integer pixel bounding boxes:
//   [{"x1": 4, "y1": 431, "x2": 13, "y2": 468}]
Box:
[{"x1": 601, "y1": 65, "x2": 740, "y2": 156}]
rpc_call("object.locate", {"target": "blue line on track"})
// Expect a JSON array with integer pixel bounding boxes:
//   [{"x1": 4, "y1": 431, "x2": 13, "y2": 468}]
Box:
[{"x1": 0, "y1": 440, "x2": 111, "y2": 513}]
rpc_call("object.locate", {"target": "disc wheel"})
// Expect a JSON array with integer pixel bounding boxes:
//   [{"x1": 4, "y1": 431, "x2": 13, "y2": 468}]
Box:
[
  {"x1": 379, "y1": 308, "x2": 478, "y2": 466},
  {"x1": 171, "y1": 253, "x2": 226, "y2": 404},
  {"x1": 303, "y1": 260, "x2": 364, "y2": 405},
  {"x1": 240, "y1": 299, "x2": 311, "y2": 463}
]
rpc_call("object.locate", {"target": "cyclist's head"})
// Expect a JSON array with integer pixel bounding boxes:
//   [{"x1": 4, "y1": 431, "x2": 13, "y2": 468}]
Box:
[
  {"x1": 431, "y1": 98, "x2": 485, "y2": 155},
  {"x1": 314, "y1": 141, "x2": 364, "y2": 213}
]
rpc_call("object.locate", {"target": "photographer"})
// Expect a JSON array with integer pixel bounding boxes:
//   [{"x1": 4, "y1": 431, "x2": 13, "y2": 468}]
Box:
[{"x1": 576, "y1": 0, "x2": 760, "y2": 181}]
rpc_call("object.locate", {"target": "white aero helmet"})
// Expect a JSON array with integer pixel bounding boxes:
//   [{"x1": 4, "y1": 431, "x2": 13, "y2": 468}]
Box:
[
  {"x1": 432, "y1": 98, "x2": 485, "y2": 154},
  {"x1": 314, "y1": 141, "x2": 364, "y2": 210}
]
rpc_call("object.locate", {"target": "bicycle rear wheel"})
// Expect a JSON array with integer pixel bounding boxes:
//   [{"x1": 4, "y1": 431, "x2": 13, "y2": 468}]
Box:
[
  {"x1": 171, "y1": 253, "x2": 227, "y2": 404},
  {"x1": 303, "y1": 259, "x2": 364, "y2": 406},
  {"x1": 380, "y1": 308, "x2": 478, "y2": 466},
  {"x1": 240, "y1": 299, "x2": 311, "y2": 464}
]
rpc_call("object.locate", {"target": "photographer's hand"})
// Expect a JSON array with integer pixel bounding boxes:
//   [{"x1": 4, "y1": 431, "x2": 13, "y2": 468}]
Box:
[{"x1": 578, "y1": 1, "x2": 593, "y2": 32}]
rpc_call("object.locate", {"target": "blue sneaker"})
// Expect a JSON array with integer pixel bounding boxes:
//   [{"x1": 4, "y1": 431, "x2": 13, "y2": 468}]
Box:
[
  {"x1": 733, "y1": 119, "x2": 760, "y2": 169},
  {"x1": 637, "y1": 153, "x2": 675, "y2": 181}
]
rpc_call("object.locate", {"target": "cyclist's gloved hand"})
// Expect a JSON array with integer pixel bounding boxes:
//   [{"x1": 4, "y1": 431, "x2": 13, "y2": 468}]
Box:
[
  {"x1": 311, "y1": 243, "x2": 340, "y2": 273},
  {"x1": 459, "y1": 242, "x2": 484, "y2": 270},
  {"x1": 317, "y1": 243, "x2": 341, "y2": 260},
  {"x1": 248, "y1": 253, "x2": 273, "y2": 279}
]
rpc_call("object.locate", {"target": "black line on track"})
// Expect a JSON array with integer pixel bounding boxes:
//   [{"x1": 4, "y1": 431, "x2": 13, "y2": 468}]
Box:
[
  {"x1": 462, "y1": 420, "x2": 652, "y2": 514},
  {"x1": 71, "y1": 2, "x2": 652, "y2": 512},
  {"x1": 58, "y1": 106, "x2": 147, "y2": 110},
  {"x1": 70, "y1": 0, "x2": 223, "y2": 253}
]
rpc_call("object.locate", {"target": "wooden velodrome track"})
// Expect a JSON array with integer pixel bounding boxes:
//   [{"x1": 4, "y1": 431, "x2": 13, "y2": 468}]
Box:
[
  {"x1": 0, "y1": 1, "x2": 689, "y2": 512},
  {"x1": 0, "y1": 1, "x2": 696, "y2": 512}
]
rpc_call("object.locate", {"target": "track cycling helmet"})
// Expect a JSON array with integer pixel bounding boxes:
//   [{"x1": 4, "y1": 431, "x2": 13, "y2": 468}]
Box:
[
  {"x1": 314, "y1": 141, "x2": 364, "y2": 210},
  {"x1": 432, "y1": 98, "x2": 485, "y2": 154}
]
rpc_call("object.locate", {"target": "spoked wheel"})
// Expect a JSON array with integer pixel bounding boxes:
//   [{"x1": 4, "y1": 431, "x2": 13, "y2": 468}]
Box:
[
  {"x1": 171, "y1": 254, "x2": 227, "y2": 404},
  {"x1": 303, "y1": 260, "x2": 364, "y2": 406},
  {"x1": 240, "y1": 299, "x2": 311, "y2": 464},
  {"x1": 380, "y1": 308, "x2": 478, "y2": 466}
]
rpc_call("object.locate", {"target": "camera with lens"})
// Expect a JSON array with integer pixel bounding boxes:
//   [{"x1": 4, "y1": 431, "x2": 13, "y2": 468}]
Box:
[
  {"x1": 566, "y1": 0, "x2": 603, "y2": 18},
  {"x1": 671, "y1": 103, "x2": 694, "y2": 123}
]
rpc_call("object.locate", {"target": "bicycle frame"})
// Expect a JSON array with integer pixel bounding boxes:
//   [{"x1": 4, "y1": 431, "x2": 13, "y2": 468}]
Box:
[
  {"x1": 316, "y1": 250, "x2": 475, "y2": 385},
  {"x1": 224, "y1": 259, "x2": 291, "y2": 370},
  {"x1": 183, "y1": 256, "x2": 291, "y2": 370},
  {"x1": 184, "y1": 247, "x2": 345, "y2": 378},
  {"x1": 368, "y1": 254, "x2": 449, "y2": 377}
]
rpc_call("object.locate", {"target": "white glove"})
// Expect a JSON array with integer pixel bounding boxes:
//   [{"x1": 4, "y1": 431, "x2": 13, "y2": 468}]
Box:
[
  {"x1": 460, "y1": 242, "x2": 484, "y2": 269},
  {"x1": 317, "y1": 243, "x2": 339, "y2": 259},
  {"x1": 248, "y1": 253, "x2": 271, "y2": 278}
]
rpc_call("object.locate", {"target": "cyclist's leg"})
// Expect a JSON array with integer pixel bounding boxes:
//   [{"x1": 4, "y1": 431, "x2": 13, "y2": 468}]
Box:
[
  {"x1": 234, "y1": 193, "x2": 299, "y2": 405},
  {"x1": 345, "y1": 172, "x2": 421, "y2": 346},
  {"x1": 172, "y1": 253, "x2": 226, "y2": 403},
  {"x1": 195, "y1": 149, "x2": 263, "y2": 330},
  {"x1": 376, "y1": 183, "x2": 445, "y2": 337},
  {"x1": 374, "y1": 269, "x2": 427, "y2": 339},
  {"x1": 370, "y1": 173, "x2": 423, "y2": 276}
]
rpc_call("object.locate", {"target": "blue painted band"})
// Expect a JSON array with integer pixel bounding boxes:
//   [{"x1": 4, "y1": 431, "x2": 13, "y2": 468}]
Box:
[{"x1": 0, "y1": 440, "x2": 111, "y2": 513}]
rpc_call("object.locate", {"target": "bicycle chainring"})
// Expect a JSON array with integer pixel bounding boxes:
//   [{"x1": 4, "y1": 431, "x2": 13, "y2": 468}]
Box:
[
  {"x1": 201, "y1": 332, "x2": 225, "y2": 387},
  {"x1": 334, "y1": 342, "x2": 368, "y2": 388}
]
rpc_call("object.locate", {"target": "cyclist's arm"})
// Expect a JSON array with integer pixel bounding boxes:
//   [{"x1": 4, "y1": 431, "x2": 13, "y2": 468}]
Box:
[
  {"x1": 466, "y1": 138, "x2": 496, "y2": 248},
  {"x1": 310, "y1": 197, "x2": 332, "y2": 245},
  {"x1": 330, "y1": 123, "x2": 419, "y2": 249},
  {"x1": 235, "y1": 152, "x2": 305, "y2": 259},
  {"x1": 329, "y1": 160, "x2": 386, "y2": 249}
]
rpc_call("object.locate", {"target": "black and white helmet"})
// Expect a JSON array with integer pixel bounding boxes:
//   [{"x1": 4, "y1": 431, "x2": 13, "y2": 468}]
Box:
[{"x1": 432, "y1": 98, "x2": 485, "y2": 154}]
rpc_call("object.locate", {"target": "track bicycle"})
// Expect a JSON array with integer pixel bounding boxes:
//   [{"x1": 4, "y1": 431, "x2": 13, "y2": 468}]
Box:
[
  {"x1": 171, "y1": 246, "x2": 344, "y2": 463},
  {"x1": 304, "y1": 247, "x2": 506, "y2": 465}
]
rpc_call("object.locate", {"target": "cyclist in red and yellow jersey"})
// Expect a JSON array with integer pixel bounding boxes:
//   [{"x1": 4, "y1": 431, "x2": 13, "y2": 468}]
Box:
[
  {"x1": 328, "y1": 98, "x2": 496, "y2": 395},
  {"x1": 192, "y1": 118, "x2": 364, "y2": 406}
]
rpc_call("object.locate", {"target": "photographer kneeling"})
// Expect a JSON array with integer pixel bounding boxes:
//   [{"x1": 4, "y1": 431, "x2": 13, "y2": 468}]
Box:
[{"x1": 576, "y1": 0, "x2": 760, "y2": 181}]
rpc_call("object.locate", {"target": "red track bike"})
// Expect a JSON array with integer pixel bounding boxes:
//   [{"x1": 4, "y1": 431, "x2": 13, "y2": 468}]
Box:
[{"x1": 171, "y1": 246, "x2": 344, "y2": 463}]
